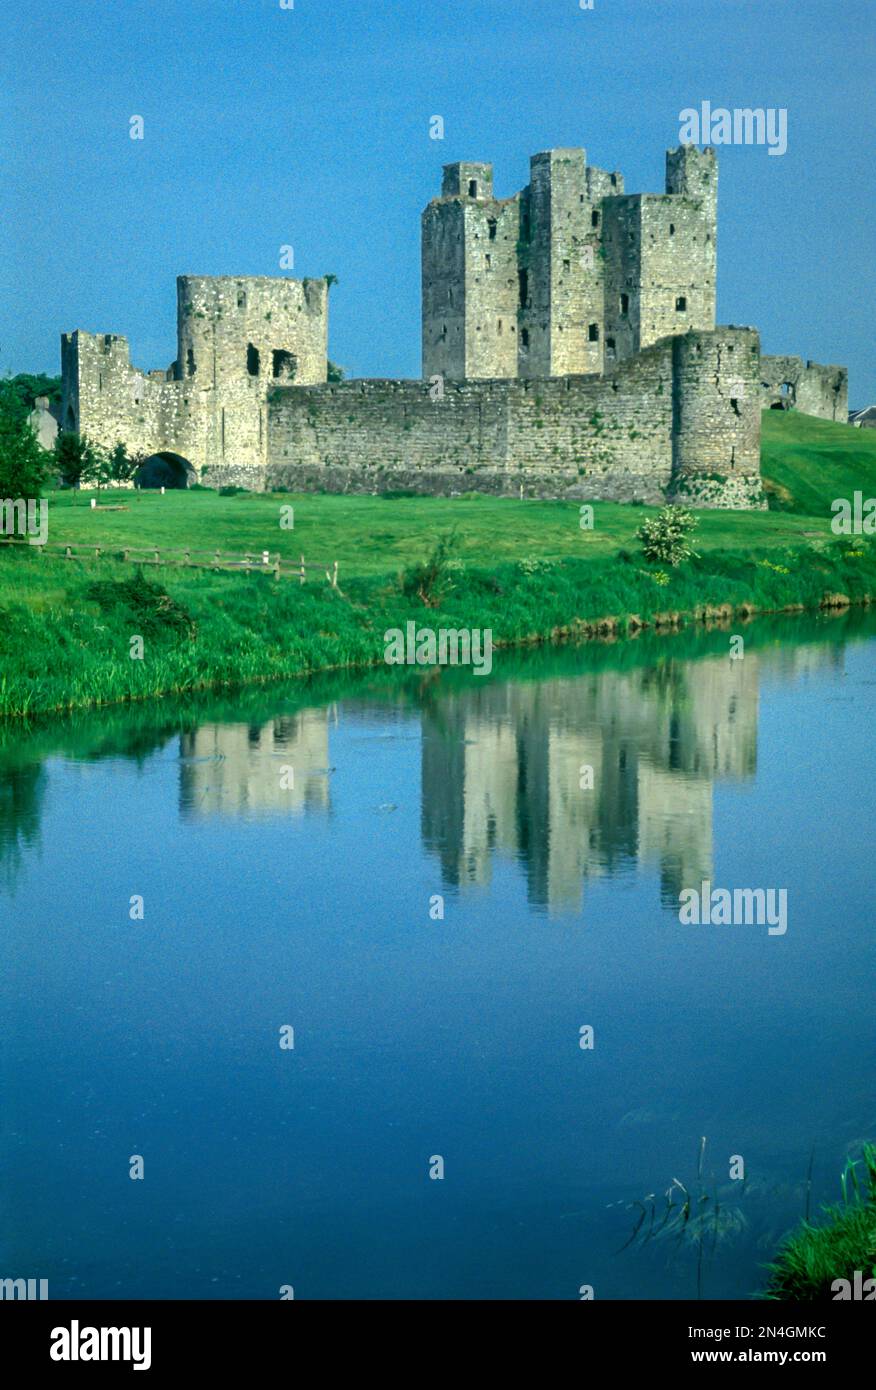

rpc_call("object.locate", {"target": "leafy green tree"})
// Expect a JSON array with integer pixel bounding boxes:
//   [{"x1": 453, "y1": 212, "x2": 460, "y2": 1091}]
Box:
[
  {"x1": 55, "y1": 431, "x2": 99, "y2": 489},
  {"x1": 108, "y1": 441, "x2": 142, "y2": 485},
  {"x1": 90, "y1": 446, "x2": 115, "y2": 492},
  {"x1": 0, "y1": 373, "x2": 62, "y2": 427},
  {"x1": 0, "y1": 414, "x2": 50, "y2": 499},
  {"x1": 327, "y1": 360, "x2": 346, "y2": 383}
]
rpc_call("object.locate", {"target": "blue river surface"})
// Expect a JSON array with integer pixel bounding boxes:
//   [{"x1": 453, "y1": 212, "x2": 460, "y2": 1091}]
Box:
[{"x1": 2, "y1": 609, "x2": 875, "y2": 1300}]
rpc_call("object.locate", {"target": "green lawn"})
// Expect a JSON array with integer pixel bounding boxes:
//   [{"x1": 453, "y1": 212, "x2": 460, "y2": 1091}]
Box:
[{"x1": 761, "y1": 408, "x2": 876, "y2": 515}]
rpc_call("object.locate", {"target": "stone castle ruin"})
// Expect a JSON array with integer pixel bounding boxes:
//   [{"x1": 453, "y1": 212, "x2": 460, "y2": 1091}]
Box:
[{"x1": 61, "y1": 143, "x2": 848, "y2": 508}]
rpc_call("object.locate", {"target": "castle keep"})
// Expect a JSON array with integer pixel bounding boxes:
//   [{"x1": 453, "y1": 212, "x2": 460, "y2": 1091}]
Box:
[
  {"x1": 422, "y1": 146, "x2": 717, "y2": 380},
  {"x1": 61, "y1": 143, "x2": 848, "y2": 508}
]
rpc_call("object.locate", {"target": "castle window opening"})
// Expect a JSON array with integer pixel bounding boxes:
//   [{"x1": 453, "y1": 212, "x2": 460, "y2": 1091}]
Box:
[
  {"x1": 497, "y1": 320, "x2": 502, "y2": 334},
  {"x1": 485, "y1": 254, "x2": 492, "y2": 269},
  {"x1": 780, "y1": 381, "x2": 793, "y2": 396},
  {"x1": 468, "y1": 180, "x2": 478, "y2": 197},
  {"x1": 588, "y1": 323, "x2": 599, "y2": 342},
  {"x1": 620, "y1": 293, "x2": 629, "y2": 315},
  {"x1": 488, "y1": 218, "x2": 497, "y2": 241},
  {"x1": 730, "y1": 398, "x2": 740, "y2": 416},
  {"x1": 521, "y1": 328, "x2": 530, "y2": 348},
  {"x1": 272, "y1": 349, "x2": 298, "y2": 381},
  {"x1": 610, "y1": 174, "x2": 617, "y2": 187},
  {"x1": 563, "y1": 259, "x2": 570, "y2": 273},
  {"x1": 518, "y1": 268, "x2": 529, "y2": 307},
  {"x1": 237, "y1": 289, "x2": 247, "y2": 308},
  {"x1": 187, "y1": 348, "x2": 196, "y2": 377},
  {"x1": 669, "y1": 224, "x2": 675, "y2": 236},
  {"x1": 675, "y1": 296, "x2": 687, "y2": 312},
  {"x1": 591, "y1": 210, "x2": 600, "y2": 228}
]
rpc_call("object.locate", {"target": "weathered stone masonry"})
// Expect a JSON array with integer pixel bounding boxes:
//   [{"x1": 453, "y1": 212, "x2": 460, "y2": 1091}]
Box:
[
  {"x1": 759, "y1": 354, "x2": 847, "y2": 420},
  {"x1": 61, "y1": 275, "x2": 327, "y2": 478},
  {"x1": 262, "y1": 326, "x2": 763, "y2": 507}
]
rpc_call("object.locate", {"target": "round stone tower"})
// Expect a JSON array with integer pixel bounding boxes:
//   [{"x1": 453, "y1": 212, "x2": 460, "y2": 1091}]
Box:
[{"x1": 669, "y1": 327, "x2": 766, "y2": 509}]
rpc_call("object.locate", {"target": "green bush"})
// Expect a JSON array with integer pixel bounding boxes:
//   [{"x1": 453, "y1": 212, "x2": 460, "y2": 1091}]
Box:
[
  {"x1": 86, "y1": 569, "x2": 197, "y2": 640},
  {"x1": 636, "y1": 504, "x2": 699, "y2": 567},
  {"x1": 399, "y1": 530, "x2": 461, "y2": 607}
]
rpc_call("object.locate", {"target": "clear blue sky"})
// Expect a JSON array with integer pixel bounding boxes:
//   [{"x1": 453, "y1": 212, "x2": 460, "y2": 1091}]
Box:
[{"x1": 3, "y1": 0, "x2": 874, "y2": 401}]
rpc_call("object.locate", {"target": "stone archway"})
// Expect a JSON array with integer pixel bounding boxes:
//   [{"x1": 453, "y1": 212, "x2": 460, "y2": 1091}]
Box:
[{"x1": 135, "y1": 451, "x2": 196, "y2": 490}]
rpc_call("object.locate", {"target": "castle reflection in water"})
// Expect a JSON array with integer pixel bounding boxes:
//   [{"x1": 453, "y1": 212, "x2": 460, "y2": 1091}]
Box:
[{"x1": 177, "y1": 643, "x2": 841, "y2": 911}]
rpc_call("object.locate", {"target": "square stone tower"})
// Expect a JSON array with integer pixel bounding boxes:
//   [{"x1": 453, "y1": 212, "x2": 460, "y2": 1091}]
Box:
[
  {"x1": 421, "y1": 162, "x2": 520, "y2": 381},
  {"x1": 421, "y1": 144, "x2": 716, "y2": 380},
  {"x1": 60, "y1": 275, "x2": 328, "y2": 481}
]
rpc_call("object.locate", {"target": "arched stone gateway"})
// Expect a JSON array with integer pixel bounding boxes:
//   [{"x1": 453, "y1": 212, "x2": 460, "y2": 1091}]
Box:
[{"x1": 135, "y1": 452, "x2": 196, "y2": 490}]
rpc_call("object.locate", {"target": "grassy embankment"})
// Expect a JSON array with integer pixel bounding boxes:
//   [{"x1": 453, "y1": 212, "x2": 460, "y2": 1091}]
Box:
[
  {"x1": 763, "y1": 1147, "x2": 876, "y2": 1301},
  {"x1": 1, "y1": 411, "x2": 875, "y2": 718}
]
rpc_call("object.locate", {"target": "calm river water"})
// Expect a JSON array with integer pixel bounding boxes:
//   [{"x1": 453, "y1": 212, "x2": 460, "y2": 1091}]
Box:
[{"x1": 2, "y1": 611, "x2": 875, "y2": 1299}]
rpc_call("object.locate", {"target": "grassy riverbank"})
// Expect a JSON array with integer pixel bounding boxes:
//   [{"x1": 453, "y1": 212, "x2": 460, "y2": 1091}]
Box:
[
  {"x1": 1, "y1": 412, "x2": 874, "y2": 718},
  {"x1": 764, "y1": 1147, "x2": 876, "y2": 1301},
  {"x1": 1, "y1": 533, "x2": 874, "y2": 718}
]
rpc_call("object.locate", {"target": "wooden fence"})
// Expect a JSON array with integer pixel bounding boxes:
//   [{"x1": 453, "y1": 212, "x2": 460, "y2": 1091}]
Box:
[{"x1": 0, "y1": 538, "x2": 340, "y2": 587}]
